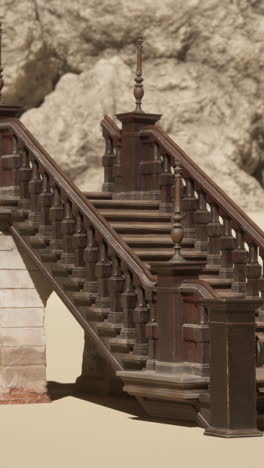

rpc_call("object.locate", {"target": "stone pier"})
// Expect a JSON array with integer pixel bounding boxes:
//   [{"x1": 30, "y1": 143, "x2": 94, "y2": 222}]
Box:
[{"x1": 0, "y1": 232, "x2": 52, "y2": 404}]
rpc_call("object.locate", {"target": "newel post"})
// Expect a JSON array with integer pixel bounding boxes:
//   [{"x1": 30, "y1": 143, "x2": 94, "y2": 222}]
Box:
[
  {"x1": 0, "y1": 22, "x2": 23, "y2": 198},
  {"x1": 151, "y1": 161, "x2": 205, "y2": 373},
  {"x1": 204, "y1": 297, "x2": 262, "y2": 438},
  {"x1": 115, "y1": 36, "x2": 161, "y2": 200}
]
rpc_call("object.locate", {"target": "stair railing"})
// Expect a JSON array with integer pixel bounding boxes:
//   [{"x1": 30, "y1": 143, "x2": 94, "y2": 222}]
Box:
[{"x1": 0, "y1": 118, "x2": 157, "y2": 371}]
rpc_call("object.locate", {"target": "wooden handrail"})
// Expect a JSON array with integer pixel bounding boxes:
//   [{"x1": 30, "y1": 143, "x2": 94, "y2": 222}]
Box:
[
  {"x1": 101, "y1": 115, "x2": 121, "y2": 141},
  {"x1": 0, "y1": 118, "x2": 156, "y2": 288},
  {"x1": 140, "y1": 125, "x2": 264, "y2": 249}
]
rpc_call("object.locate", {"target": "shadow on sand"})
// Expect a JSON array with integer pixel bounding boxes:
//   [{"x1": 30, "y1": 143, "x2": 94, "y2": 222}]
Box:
[{"x1": 47, "y1": 381, "x2": 197, "y2": 428}]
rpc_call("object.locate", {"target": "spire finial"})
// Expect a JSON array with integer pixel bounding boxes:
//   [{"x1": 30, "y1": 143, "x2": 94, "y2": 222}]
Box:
[
  {"x1": 0, "y1": 22, "x2": 3, "y2": 102},
  {"x1": 133, "y1": 35, "x2": 144, "y2": 113},
  {"x1": 169, "y1": 160, "x2": 186, "y2": 263}
]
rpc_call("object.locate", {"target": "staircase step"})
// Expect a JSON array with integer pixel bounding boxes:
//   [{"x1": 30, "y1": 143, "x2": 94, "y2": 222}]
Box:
[
  {"x1": 122, "y1": 234, "x2": 193, "y2": 248},
  {"x1": 216, "y1": 289, "x2": 245, "y2": 298},
  {"x1": 39, "y1": 250, "x2": 59, "y2": 263},
  {"x1": 80, "y1": 306, "x2": 108, "y2": 322},
  {"x1": 12, "y1": 208, "x2": 28, "y2": 221},
  {"x1": 135, "y1": 248, "x2": 207, "y2": 261},
  {"x1": 0, "y1": 198, "x2": 18, "y2": 206},
  {"x1": 99, "y1": 210, "x2": 171, "y2": 222},
  {"x1": 71, "y1": 291, "x2": 95, "y2": 306},
  {"x1": 83, "y1": 192, "x2": 112, "y2": 199},
  {"x1": 96, "y1": 321, "x2": 122, "y2": 337},
  {"x1": 199, "y1": 276, "x2": 232, "y2": 289},
  {"x1": 121, "y1": 353, "x2": 147, "y2": 370},
  {"x1": 90, "y1": 199, "x2": 160, "y2": 210},
  {"x1": 29, "y1": 237, "x2": 49, "y2": 249},
  {"x1": 51, "y1": 265, "x2": 71, "y2": 277},
  {"x1": 62, "y1": 279, "x2": 83, "y2": 292},
  {"x1": 16, "y1": 222, "x2": 38, "y2": 236},
  {"x1": 111, "y1": 222, "x2": 171, "y2": 234},
  {"x1": 109, "y1": 337, "x2": 135, "y2": 353}
]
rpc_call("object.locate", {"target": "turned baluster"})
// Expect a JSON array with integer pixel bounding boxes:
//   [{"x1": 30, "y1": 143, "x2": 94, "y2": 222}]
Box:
[
  {"x1": 102, "y1": 132, "x2": 115, "y2": 193},
  {"x1": 181, "y1": 177, "x2": 197, "y2": 243},
  {"x1": 194, "y1": 189, "x2": 210, "y2": 252},
  {"x1": 219, "y1": 216, "x2": 235, "y2": 278},
  {"x1": 72, "y1": 211, "x2": 88, "y2": 283},
  {"x1": 95, "y1": 237, "x2": 112, "y2": 310},
  {"x1": 159, "y1": 152, "x2": 173, "y2": 213},
  {"x1": 49, "y1": 185, "x2": 64, "y2": 251},
  {"x1": 108, "y1": 253, "x2": 125, "y2": 323},
  {"x1": 232, "y1": 229, "x2": 247, "y2": 294},
  {"x1": 83, "y1": 225, "x2": 99, "y2": 297},
  {"x1": 112, "y1": 139, "x2": 121, "y2": 193},
  {"x1": 38, "y1": 172, "x2": 52, "y2": 240},
  {"x1": 246, "y1": 242, "x2": 261, "y2": 297},
  {"x1": 18, "y1": 146, "x2": 32, "y2": 209},
  {"x1": 133, "y1": 285, "x2": 149, "y2": 356},
  {"x1": 60, "y1": 198, "x2": 76, "y2": 266},
  {"x1": 120, "y1": 267, "x2": 137, "y2": 341},
  {"x1": 256, "y1": 248, "x2": 264, "y2": 321},
  {"x1": 145, "y1": 290, "x2": 158, "y2": 370},
  {"x1": 28, "y1": 159, "x2": 41, "y2": 226},
  {"x1": 169, "y1": 160, "x2": 185, "y2": 262},
  {"x1": 206, "y1": 204, "x2": 222, "y2": 269}
]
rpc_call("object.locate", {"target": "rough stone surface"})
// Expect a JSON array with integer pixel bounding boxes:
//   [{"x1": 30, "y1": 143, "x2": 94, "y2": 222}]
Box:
[{"x1": 2, "y1": 0, "x2": 264, "y2": 211}]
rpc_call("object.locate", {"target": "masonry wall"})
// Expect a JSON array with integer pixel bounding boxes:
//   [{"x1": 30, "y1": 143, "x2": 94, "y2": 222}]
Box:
[{"x1": 0, "y1": 232, "x2": 52, "y2": 404}]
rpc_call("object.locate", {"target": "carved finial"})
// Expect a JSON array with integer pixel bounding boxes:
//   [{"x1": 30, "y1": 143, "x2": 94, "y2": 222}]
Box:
[
  {"x1": 0, "y1": 22, "x2": 3, "y2": 102},
  {"x1": 169, "y1": 160, "x2": 185, "y2": 263},
  {"x1": 133, "y1": 35, "x2": 144, "y2": 113}
]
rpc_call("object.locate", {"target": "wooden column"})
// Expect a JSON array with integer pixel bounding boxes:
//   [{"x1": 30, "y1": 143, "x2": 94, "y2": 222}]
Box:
[{"x1": 204, "y1": 298, "x2": 262, "y2": 438}]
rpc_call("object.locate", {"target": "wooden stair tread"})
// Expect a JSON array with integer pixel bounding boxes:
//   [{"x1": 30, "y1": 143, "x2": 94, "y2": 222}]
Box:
[
  {"x1": 90, "y1": 199, "x2": 160, "y2": 209},
  {"x1": 99, "y1": 209, "x2": 171, "y2": 220},
  {"x1": 199, "y1": 276, "x2": 232, "y2": 286},
  {"x1": 83, "y1": 191, "x2": 112, "y2": 199},
  {"x1": 111, "y1": 222, "x2": 171, "y2": 233}
]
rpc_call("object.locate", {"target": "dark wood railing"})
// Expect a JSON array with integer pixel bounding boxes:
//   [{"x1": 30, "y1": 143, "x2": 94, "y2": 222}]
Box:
[{"x1": 0, "y1": 118, "x2": 158, "y2": 372}]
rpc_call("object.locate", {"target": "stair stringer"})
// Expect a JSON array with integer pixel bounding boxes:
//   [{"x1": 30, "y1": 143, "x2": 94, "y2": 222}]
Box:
[{"x1": 10, "y1": 224, "x2": 123, "y2": 377}]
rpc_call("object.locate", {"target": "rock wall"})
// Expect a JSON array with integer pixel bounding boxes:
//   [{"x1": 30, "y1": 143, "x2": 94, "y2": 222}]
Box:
[{"x1": 1, "y1": 0, "x2": 264, "y2": 211}]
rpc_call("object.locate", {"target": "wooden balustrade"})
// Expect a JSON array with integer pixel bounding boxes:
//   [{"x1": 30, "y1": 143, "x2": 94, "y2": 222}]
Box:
[{"x1": 49, "y1": 184, "x2": 64, "y2": 251}]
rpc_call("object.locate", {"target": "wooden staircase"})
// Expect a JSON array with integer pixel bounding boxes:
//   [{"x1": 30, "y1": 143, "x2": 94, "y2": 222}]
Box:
[{"x1": 1, "y1": 35, "x2": 264, "y2": 438}]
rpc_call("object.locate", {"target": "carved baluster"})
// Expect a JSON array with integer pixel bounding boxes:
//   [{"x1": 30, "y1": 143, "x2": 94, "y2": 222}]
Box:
[
  {"x1": 83, "y1": 225, "x2": 99, "y2": 297},
  {"x1": 232, "y1": 229, "x2": 247, "y2": 294},
  {"x1": 120, "y1": 267, "x2": 137, "y2": 341},
  {"x1": 113, "y1": 139, "x2": 121, "y2": 193},
  {"x1": 182, "y1": 177, "x2": 197, "y2": 243},
  {"x1": 60, "y1": 198, "x2": 75, "y2": 266},
  {"x1": 95, "y1": 237, "x2": 112, "y2": 310},
  {"x1": 18, "y1": 146, "x2": 32, "y2": 209},
  {"x1": 108, "y1": 253, "x2": 125, "y2": 323},
  {"x1": 72, "y1": 211, "x2": 88, "y2": 283},
  {"x1": 49, "y1": 185, "x2": 64, "y2": 252},
  {"x1": 258, "y1": 248, "x2": 264, "y2": 320},
  {"x1": 246, "y1": 242, "x2": 261, "y2": 297},
  {"x1": 206, "y1": 204, "x2": 222, "y2": 269},
  {"x1": 194, "y1": 189, "x2": 210, "y2": 252},
  {"x1": 159, "y1": 152, "x2": 173, "y2": 213},
  {"x1": 145, "y1": 290, "x2": 158, "y2": 370},
  {"x1": 133, "y1": 285, "x2": 149, "y2": 355},
  {"x1": 102, "y1": 133, "x2": 115, "y2": 193},
  {"x1": 219, "y1": 216, "x2": 235, "y2": 278},
  {"x1": 28, "y1": 159, "x2": 41, "y2": 226},
  {"x1": 38, "y1": 172, "x2": 52, "y2": 240},
  {"x1": 169, "y1": 161, "x2": 185, "y2": 262}
]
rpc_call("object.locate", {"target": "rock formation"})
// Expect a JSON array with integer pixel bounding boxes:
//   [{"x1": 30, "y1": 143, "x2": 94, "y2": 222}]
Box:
[{"x1": 1, "y1": 0, "x2": 264, "y2": 211}]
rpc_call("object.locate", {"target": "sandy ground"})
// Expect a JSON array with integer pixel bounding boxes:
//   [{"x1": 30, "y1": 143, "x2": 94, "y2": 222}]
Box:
[{"x1": 1, "y1": 211, "x2": 264, "y2": 468}]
